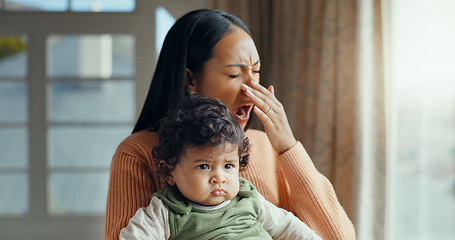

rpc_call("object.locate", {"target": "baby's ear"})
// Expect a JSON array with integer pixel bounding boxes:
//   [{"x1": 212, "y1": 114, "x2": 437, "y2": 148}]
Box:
[{"x1": 158, "y1": 161, "x2": 175, "y2": 185}]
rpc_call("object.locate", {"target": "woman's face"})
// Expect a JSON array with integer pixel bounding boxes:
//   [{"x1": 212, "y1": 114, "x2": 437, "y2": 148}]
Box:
[{"x1": 188, "y1": 26, "x2": 260, "y2": 128}]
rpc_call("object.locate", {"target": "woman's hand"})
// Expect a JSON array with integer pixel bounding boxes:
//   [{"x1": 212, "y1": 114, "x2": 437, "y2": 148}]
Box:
[{"x1": 241, "y1": 82, "x2": 297, "y2": 154}]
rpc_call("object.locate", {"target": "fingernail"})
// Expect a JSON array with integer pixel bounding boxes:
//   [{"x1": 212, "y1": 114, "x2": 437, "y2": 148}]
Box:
[{"x1": 252, "y1": 81, "x2": 258, "y2": 86}]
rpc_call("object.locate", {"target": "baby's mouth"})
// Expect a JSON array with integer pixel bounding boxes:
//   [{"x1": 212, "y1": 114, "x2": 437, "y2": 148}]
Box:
[{"x1": 211, "y1": 188, "x2": 226, "y2": 196}]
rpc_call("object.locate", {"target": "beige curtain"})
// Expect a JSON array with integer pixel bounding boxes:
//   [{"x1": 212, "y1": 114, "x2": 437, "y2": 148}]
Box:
[{"x1": 211, "y1": 0, "x2": 387, "y2": 239}]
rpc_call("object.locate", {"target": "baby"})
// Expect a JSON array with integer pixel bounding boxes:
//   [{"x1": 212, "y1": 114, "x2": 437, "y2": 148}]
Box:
[{"x1": 119, "y1": 95, "x2": 321, "y2": 240}]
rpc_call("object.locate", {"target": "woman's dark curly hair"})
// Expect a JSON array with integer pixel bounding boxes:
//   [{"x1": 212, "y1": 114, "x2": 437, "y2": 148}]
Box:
[{"x1": 152, "y1": 95, "x2": 250, "y2": 175}]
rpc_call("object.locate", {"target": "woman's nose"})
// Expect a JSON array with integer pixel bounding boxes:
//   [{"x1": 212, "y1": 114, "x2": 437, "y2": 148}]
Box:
[{"x1": 243, "y1": 70, "x2": 259, "y2": 86}]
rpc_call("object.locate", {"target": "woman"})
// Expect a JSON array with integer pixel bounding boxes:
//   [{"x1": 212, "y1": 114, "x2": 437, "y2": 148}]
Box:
[{"x1": 105, "y1": 9, "x2": 355, "y2": 240}]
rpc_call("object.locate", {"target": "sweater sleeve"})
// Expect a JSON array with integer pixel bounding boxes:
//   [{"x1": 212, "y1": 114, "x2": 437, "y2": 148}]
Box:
[
  {"x1": 105, "y1": 131, "x2": 162, "y2": 240},
  {"x1": 119, "y1": 196, "x2": 170, "y2": 240},
  {"x1": 257, "y1": 193, "x2": 322, "y2": 240},
  {"x1": 276, "y1": 141, "x2": 356, "y2": 240}
]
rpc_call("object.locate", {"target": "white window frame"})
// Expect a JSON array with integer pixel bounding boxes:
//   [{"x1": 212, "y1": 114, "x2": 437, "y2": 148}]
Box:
[{"x1": 0, "y1": 1, "x2": 208, "y2": 239}]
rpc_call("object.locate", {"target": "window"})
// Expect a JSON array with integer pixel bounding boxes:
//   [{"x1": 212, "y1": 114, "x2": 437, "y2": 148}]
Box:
[
  {"x1": 389, "y1": 0, "x2": 455, "y2": 239},
  {"x1": 47, "y1": 34, "x2": 135, "y2": 215},
  {"x1": 0, "y1": 35, "x2": 28, "y2": 216},
  {"x1": 0, "y1": 1, "x2": 208, "y2": 239},
  {"x1": 4, "y1": 0, "x2": 135, "y2": 12},
  {"x1": 155, "y1": 6, "x2": 175, "y2": 54}
]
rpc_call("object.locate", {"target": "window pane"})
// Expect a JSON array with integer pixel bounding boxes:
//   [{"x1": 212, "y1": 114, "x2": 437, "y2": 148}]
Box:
[
  {"x1": 155, "y1": 6, "x2": 176, "y2": 54},
  {"x1": 0, "y1": 174, "x2": 29, "y2": 215},
  {"x1": 50, "y1": 80, "x2": 135, "y2": 122},
  {"x1": 0, "y1": 82, "x2": 27, "y2": 123},
  {"x1": 391, "y1": 0, "x2": 455, "y2": 239},
  {"x1": 49, "y1": 172, "x2": 109, "y2": 214},
  {"x1": 47, "y1": 35, "x2": 135, "y2": 78},
  {"x1": 0, "y1": 127, "x2": 28, "y2": 168},
  {"x1": 0, "y1": 35, "x2": 27, "y2": 78},
  {"x1": 5, "y1": 0, "x2": 68, "y2": 11},
  {"x1": 48, "y1": 126, "x2": 131, "y2": 168},
  {"x1": 71, "y1": 0, "x2": 135, "y2": 12}
]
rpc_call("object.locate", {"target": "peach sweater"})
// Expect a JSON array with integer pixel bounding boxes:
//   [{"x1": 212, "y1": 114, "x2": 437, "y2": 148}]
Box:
[{"x1": 105, "y1": 129, "x2": 356, "y2": 239}]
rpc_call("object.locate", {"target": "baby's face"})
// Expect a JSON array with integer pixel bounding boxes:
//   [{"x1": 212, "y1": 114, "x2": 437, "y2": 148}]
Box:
[{"x1": 167, "y1": 143, "x2": 240, "y2": 206}]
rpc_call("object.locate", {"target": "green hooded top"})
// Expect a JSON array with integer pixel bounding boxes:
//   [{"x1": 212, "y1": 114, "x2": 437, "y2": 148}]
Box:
[{"x1": 153, "y1": 177, "x2": 273, "y2": 240}]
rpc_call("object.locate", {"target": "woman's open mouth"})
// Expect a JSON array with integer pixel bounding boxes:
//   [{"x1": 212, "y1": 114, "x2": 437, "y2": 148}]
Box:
[{"x1": 233, "y1": 105, "x2": 252, "y2": 124}]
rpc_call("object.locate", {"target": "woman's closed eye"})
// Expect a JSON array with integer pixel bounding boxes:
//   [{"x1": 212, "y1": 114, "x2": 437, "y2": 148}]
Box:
[
  {"x1": 228, "y1": 73, "x2": 240, "y2": 78},
  {"x1": 229, "y1": 70, "x2": 260, "y2": 78}
]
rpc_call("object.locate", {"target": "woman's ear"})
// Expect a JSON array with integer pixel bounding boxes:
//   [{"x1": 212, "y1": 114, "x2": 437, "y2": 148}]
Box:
[
  {"x1": 158, "y1": 161, "x2": 176, "y2": 186},
  {"x1": 185, "y1": 68, "x2": 196, "y2": 94}
]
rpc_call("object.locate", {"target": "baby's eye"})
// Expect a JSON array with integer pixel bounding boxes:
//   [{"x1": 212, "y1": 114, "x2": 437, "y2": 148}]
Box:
[
  {"x1": 197, "y1": 164, "x2": 209, "y2": 170},
  {"x1": 224, "y1": 164, "x2": 234, "y2": 170}
]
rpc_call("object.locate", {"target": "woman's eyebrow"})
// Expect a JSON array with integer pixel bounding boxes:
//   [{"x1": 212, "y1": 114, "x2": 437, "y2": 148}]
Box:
[{"x1": 223, "y1": 59, "x2": 261, "y2": 68}]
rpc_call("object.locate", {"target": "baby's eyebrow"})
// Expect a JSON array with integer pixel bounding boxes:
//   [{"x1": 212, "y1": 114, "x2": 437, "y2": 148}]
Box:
[
  {"x1": 192, "y1": 159, "x2": 213, "y2": 163},
  {"x1": 225, "y1": 159, "x2": 239, "y2": 163}
]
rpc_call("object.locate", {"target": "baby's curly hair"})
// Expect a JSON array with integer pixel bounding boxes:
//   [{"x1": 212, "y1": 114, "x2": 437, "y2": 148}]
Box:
[{"x1": 152, "y1": 95, "x2": 250, "y2": 175}]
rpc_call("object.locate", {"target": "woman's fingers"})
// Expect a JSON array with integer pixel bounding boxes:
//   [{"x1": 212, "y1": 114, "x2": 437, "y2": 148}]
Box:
[
  {"x1": 241, "y1": 83, "x2": 276, "y2": 116},
  {"x1": 243, "y1": 85, "x2": 276, "y2": 135},
  {"x1": 252, "y1": 105, "x2": 273, "y2": 129},
  {"x1": 249, "y1": 81, "x2": 280, "y2": 106},
  {"x1": 269, "y1": 85, "x2": 274, "y2": 95},
  {"x1": 241, "y1": 82, "x2": 297, "y2": 154}
]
